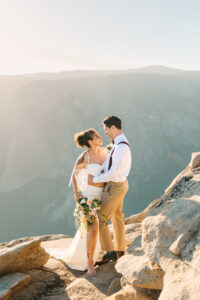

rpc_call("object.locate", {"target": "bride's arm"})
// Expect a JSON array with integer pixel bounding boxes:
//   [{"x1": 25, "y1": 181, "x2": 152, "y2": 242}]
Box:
[
  {"x1": 72, "y1": 152, "x2": 87, "y2": 201},
  {"x1": 72, "y1": 174, "x2": 83, "y2": 202}
]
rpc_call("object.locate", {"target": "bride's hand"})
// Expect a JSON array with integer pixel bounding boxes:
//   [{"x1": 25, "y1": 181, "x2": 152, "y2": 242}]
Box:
[{"x1": 74, "y1": 191, "x2": 83, "y2": 202}]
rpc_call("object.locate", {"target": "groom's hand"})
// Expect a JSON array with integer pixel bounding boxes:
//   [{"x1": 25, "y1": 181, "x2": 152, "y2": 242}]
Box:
[{"x1": 88, "y1": 174, "x2": 94, "y2": 185}]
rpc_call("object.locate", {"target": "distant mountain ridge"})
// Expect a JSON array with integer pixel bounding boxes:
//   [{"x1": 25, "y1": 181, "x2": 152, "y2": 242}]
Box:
[{"x1": 1, "y1": 64, "x2": 200, "y2": 80}]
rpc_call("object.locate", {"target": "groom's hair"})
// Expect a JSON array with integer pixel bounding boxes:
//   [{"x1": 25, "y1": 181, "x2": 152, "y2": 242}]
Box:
[
  {"x1": 75, "y1": 128, "x2": 95, "y2": 148},
  {"x1": 103, "y1": 116, "x2": 121, "y2": 129}
]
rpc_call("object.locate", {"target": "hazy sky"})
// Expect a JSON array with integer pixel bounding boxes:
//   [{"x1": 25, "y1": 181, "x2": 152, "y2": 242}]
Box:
[{"x1": 0, "y1": 0, "x2": 200, "y2": 74}]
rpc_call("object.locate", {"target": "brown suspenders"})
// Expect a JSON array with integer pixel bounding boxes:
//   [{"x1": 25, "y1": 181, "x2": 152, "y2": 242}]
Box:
[{"x1": 108, "y1": 141, "x2": 130, "y2": 171}]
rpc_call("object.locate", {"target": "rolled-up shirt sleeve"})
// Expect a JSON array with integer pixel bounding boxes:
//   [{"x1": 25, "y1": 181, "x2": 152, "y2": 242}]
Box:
[{"x1": 93, "y1": 145, "x2": 129, "y2": 183}]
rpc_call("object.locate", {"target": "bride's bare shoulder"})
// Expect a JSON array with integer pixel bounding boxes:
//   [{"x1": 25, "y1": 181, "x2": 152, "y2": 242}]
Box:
[{"x1": 75, "y1": 151, "x2": 88, "y2": 168}]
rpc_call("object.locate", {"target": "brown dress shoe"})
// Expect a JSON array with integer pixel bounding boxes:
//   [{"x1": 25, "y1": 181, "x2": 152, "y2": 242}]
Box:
[
  {"x1": 116, "y1": 251, "x2": 125, "y2": 258},
  {"x1": 95, "y1": 251, "x2": 117, "y2": 266}
]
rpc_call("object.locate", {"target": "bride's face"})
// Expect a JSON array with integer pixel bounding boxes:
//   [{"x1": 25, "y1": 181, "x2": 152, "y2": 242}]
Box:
[{"x1": 91, "y1": 132, "x2": 102, "y2": 146}]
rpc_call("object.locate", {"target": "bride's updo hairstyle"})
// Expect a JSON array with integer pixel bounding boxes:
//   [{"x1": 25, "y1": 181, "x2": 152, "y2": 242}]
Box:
[{"x1": 75, "y1": 128, "x2": 96, "y2": 148}]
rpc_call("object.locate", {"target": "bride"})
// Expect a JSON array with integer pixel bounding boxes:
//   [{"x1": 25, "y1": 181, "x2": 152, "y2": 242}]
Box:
[{"x1": 47, "y1": 129, "x2": 107, "y2": 276}]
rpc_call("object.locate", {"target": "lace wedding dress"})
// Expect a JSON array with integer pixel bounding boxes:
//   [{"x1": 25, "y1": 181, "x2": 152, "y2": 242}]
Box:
[{"x1": 46, "y1": 163, "x2": 104, "y2": 271}]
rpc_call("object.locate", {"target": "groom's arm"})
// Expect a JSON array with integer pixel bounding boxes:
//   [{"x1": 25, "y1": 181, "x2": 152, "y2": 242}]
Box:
[
  {"x1": 92, "y1": 163, "x2": 117, "y2": 183},
  {"x1": 92, "y1": 145, "x2": 128, "y2": 183}
]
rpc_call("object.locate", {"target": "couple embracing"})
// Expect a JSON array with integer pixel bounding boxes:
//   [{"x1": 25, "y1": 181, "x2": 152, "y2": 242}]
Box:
[{"x1": 47, "y1": 116, "x2": 131, "y2": 277}]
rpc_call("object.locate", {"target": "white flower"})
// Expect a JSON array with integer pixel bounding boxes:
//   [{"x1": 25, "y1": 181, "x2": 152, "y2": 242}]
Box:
[{"x1": 80, "y1": 199, "x2": 86, "y2": 204}]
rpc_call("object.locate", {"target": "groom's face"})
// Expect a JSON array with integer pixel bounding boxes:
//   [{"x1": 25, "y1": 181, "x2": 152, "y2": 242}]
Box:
[{"x1": 104, "y1": 125, "x2": 113, "y2": 139}]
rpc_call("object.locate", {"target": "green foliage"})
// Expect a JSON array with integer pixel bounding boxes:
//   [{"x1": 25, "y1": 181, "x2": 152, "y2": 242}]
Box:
[{"x1": 74, "y1": 197, "x2": 102, "y2": 229}]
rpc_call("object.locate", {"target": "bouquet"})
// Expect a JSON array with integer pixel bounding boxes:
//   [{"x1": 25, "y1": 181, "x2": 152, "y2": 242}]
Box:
[{"x1": 74, "y1": 197, "x2": 102, "y2": 230}]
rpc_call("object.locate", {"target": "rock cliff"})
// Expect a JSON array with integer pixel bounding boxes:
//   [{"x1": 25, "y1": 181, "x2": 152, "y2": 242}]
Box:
[{"x1": 0, "y1": 152, "x2": 200, "y2": 299}]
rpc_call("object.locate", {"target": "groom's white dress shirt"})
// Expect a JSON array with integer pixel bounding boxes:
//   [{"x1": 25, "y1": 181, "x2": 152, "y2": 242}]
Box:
[{"x1": 93, "y1": 133, "x2": 131, "y2": 183}]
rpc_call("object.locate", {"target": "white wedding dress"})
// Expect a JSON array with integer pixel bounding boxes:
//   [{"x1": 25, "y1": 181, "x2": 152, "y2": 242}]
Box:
[{"x1": 46, "y1": 163, "x2": 104, "y2": 271}]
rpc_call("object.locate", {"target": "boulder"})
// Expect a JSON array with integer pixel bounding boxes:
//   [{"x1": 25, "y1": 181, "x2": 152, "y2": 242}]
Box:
[
  {"x1": 125, "y1": 211, "x2": 148, "y2": 224},
  {"x1": 66, "y1": 278, "x2": 106, "y2": 300},
  {"x1": 158, "y1": 258, "x2": 200, "y2": 300},
  {"x1": 0, "y1": 273, "x2": 30, "y2": 300},
  {"x1": 190, "y1": 152, "x2": 200, "y2": 169},
  {"x1": 0, "y1": 234, "x2": 69, "y2": 248},
  {"x1": 106, "y1": 284, "x2": 160, "y2": 300},
  {"x1": 116, "y1": 255, "x2": 163, "y2": 290},
  {"x1": 0, "y1": 238, "x2": 49, "y2": 276}
]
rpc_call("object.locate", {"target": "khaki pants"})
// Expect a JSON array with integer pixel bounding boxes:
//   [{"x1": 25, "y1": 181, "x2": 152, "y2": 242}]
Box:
[{"x1": 98, "y1": 180, "x2": 129, "y2": 252}]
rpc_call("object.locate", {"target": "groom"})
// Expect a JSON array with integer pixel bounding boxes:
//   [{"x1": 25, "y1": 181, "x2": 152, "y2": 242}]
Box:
[{"x1": 88, "y1": 115, "x2": 131, "y2": 263}]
